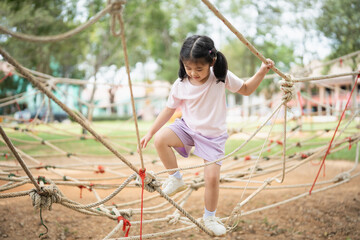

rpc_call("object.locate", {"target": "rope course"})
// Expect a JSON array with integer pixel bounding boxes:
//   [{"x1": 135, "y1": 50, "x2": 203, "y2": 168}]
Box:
[{"x1": 0, "y1": 0, "x2": 360, "y2": 239}]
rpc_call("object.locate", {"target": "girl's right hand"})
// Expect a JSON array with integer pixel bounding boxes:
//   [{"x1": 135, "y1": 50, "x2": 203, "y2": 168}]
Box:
[{"x1": 138, "y1": 133, "x2": 153, "y2": 152}]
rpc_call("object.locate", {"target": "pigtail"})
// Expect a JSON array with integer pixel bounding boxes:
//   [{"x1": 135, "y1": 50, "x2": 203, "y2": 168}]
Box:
[
  {"x1": 213, "y1": 51, "x2": 228, "y2": 83},
  {"x1": 178, "y1": 59, "x2": 187, "y2": 80}
]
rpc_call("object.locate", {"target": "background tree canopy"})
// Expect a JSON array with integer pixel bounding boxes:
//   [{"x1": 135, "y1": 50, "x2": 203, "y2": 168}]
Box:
[{"x1": 0, "y1": 0, "x2": 358, "y2": 102}]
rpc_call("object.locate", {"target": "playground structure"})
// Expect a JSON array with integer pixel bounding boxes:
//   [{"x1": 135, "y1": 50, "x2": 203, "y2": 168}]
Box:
[{"x1": 0, "y1": 0, "x2": 360, "y2": 239}]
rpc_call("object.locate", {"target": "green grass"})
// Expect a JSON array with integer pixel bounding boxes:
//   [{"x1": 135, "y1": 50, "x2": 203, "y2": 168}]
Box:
[
  {"x1": 225, "y1": 137, "x2": 357, "y2": 161},
  {"x1": 0, "y1": 119, "x2": 358, "y2": 161},
  {"x1": 226, "y1": 117, "x2": 358, "y2": 161}
]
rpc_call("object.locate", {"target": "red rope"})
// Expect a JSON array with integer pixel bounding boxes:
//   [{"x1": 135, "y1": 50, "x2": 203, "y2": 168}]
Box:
[
  {"x1": 15, "y1": 101, "x2": 21, "y2": 111},
  {"x1": 117, "y1": 216, "x2": 131, "y2": 237},
  {"x1": 138, "y1": 168, "x2": 146, "y2": 240},
  {"x1": 268, "y1": 139, "x2": 274, "y2": 152},
  {"x1": 36, "y1": 163, "x2": 43, "y2": 170},
  {"x1": 346, "y1": 137, "x2": 352, "y2": 150},
  {"x1": 0, "y1": 72, "x2": 12, "y2": 83},
  {"x1": 95, "y1": 165, "x2": 105, "y2": 173},
  {"x1": 77, "y1": 185, "x2": 92, "y2": 198},
  {"x1": 310, "y1": 159, "x2": 321, "y2": 166},
  {"x1": 297, "y1": 91, "x2": 304, "y2": 116},
  {"x1": 78, "y1": 185, "x2": 86, "y2": 198},
  {"x1": 309, "y1": 72, "x2": 359, "y2": 195}
]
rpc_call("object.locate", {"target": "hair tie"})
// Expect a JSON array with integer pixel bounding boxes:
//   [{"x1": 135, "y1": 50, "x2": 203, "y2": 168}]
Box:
[{"x1": 209, "y1": 48, "x2": 217, "y2": 55}]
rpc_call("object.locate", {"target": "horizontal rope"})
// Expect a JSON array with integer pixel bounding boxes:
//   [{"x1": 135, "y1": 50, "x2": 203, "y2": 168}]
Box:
[
  {"x1": 293, "y1": 71, "x2": 360, "y2": 82},
  {"x1": 306, "y1": 50, "x2": 360, "y2": 72},
  {"x1": 0, "y1": 5, "x2": 112, "y2": 43}
]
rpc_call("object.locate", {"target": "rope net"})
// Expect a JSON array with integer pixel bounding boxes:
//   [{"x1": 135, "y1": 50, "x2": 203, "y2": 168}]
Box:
[{"x1": 0, "y1": 0, "x2": 360, "y2": 239}]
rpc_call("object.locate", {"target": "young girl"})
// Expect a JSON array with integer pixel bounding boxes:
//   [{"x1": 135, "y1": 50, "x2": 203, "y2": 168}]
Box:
[{"x1": 139, "y1": 35, "x2": 274, "y2": 236}]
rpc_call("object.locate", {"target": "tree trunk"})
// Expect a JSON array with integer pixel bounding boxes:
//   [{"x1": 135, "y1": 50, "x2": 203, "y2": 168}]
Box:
[
  {"x1": 82, "y1": 65, "x2": 98, "y2": 136},
  {"x1": 351, "y1": 58, "x2": 358, "y2": 114}
]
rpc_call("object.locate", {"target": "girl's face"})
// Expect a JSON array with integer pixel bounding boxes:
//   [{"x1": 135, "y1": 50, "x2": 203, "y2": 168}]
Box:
[{"x1": 183, "y1": 60, "x2": 211, "y2": 85}]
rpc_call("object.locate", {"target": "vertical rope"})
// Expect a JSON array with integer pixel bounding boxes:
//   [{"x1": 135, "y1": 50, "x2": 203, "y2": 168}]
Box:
[
  {"x1": 118, "y1": 11, "x2": 145, "y2": 170},
  {"x1": 116, "y1": 9, "x2": 147, "y2": 238},
  {"x1": 38, "y1": 208, "x2": 49, "y2": 238},
  {"x1": 138, "y1": 168, "x2": 146, "y2": 239},
  {"x1": 280, "y1": 105, "x2": 287, "y2": 183},
  {"x1": 309, "y1": 72, "x2": 360, "y2": 194},
  {"x1": 279, "y1": 76, "x2": 294, "y2": 182}
]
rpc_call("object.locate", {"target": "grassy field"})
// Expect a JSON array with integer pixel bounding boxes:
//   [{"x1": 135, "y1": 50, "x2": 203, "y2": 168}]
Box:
[{"x1": 0, "y1": 118, "x2": 358, "y2": 161}]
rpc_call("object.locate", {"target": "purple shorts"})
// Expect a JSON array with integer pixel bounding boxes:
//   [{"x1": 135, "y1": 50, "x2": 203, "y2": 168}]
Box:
[{"x1": 168, "y1": 118, "x2": 228, "y2": 165}]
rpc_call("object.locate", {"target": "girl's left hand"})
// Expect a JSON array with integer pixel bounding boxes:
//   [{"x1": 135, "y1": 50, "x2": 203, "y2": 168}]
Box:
[{"x1": 261, "y1": 58, "x2": 274, "y2": 73}]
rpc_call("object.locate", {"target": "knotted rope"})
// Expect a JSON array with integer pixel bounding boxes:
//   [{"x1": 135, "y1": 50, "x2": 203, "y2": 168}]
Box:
[
  {"x1": 167, "y1": 213, "x2": 181, "y2": 224},
  {"x1": 279, "y1": 75, "x2": 295, "y2": 183},
  {"x1": 279, "y1": 75, "x2": 295, "y2": 104},
  {"x1": 28, "y1": 180, "x2": 64, "y2": 238},
  {"x1": 333, "y1": 172, "x2": 351, "y2": 183},
  {"x1": 107, "y1": 0, "x2": 127, "y2": 36},
  {"x1": 134, "y1": 170, "x2": 161, "y2": 193},
  {"x1": 135, "y1": 170, "x2": 161, "y2": 239},
  {"x1": 29, "y1": 183, "x2": 63, "y2": 210}
]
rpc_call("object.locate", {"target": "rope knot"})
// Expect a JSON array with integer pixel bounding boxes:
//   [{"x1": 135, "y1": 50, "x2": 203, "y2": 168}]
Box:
[
  {"x1": 167, "y1": 213, "x2": 181, "y2": 224},
  {"x1": 117, "y1": 216, "x2": 131, "y2": 237},
  {"x1": 108, "y1": 0, "x2": 126, "y2": 13},
  {"x1": 333, "y1": 172, "x2": 350, "y2": 183},
  {"x1": 134, "y1": 170, "x2": 161, "y2": 192},
  {"x1": 279, "y1": 75, "x2": 295, "y2": 104},
  {"x1": 112, "y1": 207, "x2": 132, "y2": 237},
  {"x1": 346, "y1": 137, "x2": 352, "y2": 150},
  {"x1": 264, "y1": 177, "x2": 282, "y2": 185},
  {"x1": 120, "y1": 209, "x2": 133, "y2": 219},
  {"x1": 107, "y1": 0, "x2": 126, "y2": 36},
  {"x1": 29, "y1": 184, "x2": 62, "y2": 211},
  {"x1": 95, "y1": 165, "x2": 105, "y2": 174},
  {"x1": 190, "y1": 178, "x2": 204, "y2": 191}
]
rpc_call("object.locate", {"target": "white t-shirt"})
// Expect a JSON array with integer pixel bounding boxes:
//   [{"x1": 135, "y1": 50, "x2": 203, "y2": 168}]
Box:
[{"x1": 167, "y1": 68, "x2": 244, "y2": 137}]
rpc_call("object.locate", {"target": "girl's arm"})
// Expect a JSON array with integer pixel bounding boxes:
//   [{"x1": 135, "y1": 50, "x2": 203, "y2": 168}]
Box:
[
  {"x1": 237, "y1": 58, "x2": 274, "y2": 96},
  {"x1": 139, "y1": 107, "x2": 176, "y2": 149}
]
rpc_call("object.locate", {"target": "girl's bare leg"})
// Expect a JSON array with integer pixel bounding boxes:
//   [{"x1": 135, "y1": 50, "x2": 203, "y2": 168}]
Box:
[
  {"x1": 203, "y1": 162, "x2": 221, "y2": 211},
  {"x1": 154, "y1": 127, "x2": 184, "y2": 174}
]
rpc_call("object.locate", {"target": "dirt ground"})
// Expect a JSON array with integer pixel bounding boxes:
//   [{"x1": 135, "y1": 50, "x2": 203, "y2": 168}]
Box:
[{"x1": 0, "y1": 156, "x2": 359, "y2": 240}]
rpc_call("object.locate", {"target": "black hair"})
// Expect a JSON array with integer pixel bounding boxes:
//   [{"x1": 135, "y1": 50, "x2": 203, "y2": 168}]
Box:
[{"x1": 178, "y1": 35, "x2": 228, "y2": 83}]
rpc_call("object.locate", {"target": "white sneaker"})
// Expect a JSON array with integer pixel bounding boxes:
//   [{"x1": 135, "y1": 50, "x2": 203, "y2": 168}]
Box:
[
  {"x1": 203, "y1": 216, "x2": 226, "y2": 237},
  {"x1": 162, "y1": 175, "x2": 187, "y2": 196}
]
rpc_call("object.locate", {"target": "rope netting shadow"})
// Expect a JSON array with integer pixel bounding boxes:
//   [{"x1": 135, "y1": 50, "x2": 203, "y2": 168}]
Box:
[{"x1": 1, "y1": 0, "x2": 360, "y2": 239}]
